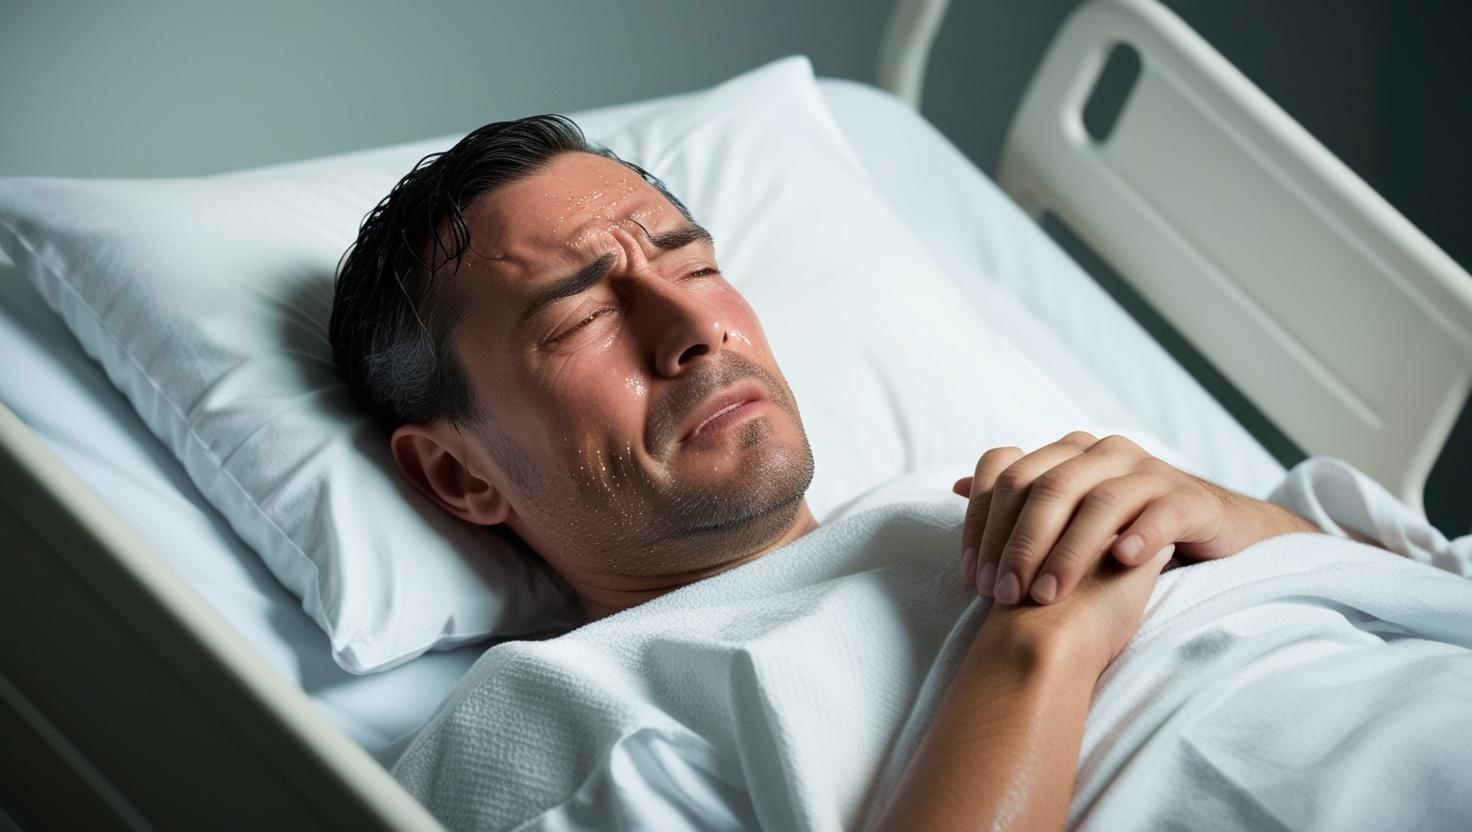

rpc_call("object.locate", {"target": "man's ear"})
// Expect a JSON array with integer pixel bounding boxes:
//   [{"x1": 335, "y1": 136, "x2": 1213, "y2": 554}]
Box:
[{"x1": 389, "y1": 423, "x2": 511, "y2": 526}]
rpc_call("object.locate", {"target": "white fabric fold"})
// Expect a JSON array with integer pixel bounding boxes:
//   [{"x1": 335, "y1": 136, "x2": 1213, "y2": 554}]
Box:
[
  {"x1": 1268, "y1": 456, "x2": 1472, "y2": 576},
  {"x1": 394, "y1": 463, "x2": 1472, "y2": 830}
]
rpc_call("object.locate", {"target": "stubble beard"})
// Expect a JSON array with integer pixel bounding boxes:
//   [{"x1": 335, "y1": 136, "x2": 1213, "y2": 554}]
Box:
[{"x1": 483, "y1": 354, "x2": 816, "y2": 577}]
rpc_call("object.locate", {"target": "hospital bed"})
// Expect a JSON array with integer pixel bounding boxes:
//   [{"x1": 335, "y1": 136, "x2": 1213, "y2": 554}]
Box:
[{"x1": 3, "y1": 0, "x2": 1470, "y2": 827}]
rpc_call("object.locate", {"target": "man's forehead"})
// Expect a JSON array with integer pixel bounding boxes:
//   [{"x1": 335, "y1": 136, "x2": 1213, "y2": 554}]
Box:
[{"x1": 462, "y1": 152, "x2": 678, "y2": 270}]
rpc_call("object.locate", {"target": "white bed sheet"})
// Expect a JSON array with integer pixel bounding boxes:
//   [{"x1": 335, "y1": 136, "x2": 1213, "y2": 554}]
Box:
[{"x1": 0, "y1": 79, "x2": 1283, "y2": 767}]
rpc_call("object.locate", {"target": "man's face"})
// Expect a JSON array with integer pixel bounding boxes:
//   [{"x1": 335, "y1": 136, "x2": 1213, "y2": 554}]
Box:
[{"x1": 447, "y1": 151, "x2": 814, "y2": 581}]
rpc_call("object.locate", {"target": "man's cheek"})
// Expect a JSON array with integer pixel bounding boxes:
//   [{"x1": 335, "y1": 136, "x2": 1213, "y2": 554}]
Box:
[
  {"x1": 620, "y1": 374, "x2": 650, "y2": 400},
  {"x1": 724, "y1": 305, "x2": 767, "y2": 349}
]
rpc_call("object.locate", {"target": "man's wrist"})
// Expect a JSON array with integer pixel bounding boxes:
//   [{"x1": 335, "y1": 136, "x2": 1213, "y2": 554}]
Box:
[
  {"x1": 1214, "y1": 489, "x2": 1322, "y2": 555},
  {"x1": 970, "y1": 610, "x2": 1110, "y2": 681},
  {"x1": 1253, "y1": 496, "x2": 1322, "y2": 538}
]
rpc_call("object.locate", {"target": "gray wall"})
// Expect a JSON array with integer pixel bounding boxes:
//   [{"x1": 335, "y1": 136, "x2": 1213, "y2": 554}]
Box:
[
  {"x1": 0, "y1": 0, "x2": 892, "y2": 177},
  {"x1": 1, "y1": 0, "x2": 1467, "y2": 530}
]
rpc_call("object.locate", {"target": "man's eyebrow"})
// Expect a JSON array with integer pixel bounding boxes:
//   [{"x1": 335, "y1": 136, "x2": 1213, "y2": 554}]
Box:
[
  {"x1": 514, "y1": 223, "x2": 715, "y2": 331},
  {"x1": 516, "y1": 253, "x2": 616, "y2": 331},
  {"x1": 645, "y1": 223, "x2": 714, "y2": 251}
]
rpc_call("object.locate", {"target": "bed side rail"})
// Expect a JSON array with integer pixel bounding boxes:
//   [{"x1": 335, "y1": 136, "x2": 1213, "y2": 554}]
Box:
[
  {"x1": 877, "y1": 0, "x2": 952, "y2": 109},
  {"x1": 0, "y1": 401, "x2": 443, "y2": 830},
  {"x1": 998, "y1": 0, "x2": 1472, "y2": 516}
]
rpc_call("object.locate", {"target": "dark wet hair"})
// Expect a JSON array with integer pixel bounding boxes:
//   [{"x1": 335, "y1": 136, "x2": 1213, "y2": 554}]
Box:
[{"x1": 329, "y1": 114, "x2": 692, "y2": 432}]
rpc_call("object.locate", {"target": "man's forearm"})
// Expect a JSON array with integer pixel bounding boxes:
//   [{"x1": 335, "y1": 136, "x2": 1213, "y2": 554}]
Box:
[{"x1": 873, "y1": 623, "x2": 1101, "y2": 831}]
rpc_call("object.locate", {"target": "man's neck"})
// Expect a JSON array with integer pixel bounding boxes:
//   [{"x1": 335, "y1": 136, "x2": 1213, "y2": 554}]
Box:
[{"x1": 573, "y1": 500, "x2": 819, "y2": 622}]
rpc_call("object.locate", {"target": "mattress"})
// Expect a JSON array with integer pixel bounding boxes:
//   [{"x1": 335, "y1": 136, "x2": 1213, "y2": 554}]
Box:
[{"x1": 0, "y1": 78, "x2": 1284, "y2": 768}]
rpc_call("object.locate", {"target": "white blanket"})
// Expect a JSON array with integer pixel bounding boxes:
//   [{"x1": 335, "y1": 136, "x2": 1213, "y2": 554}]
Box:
[{"x1": 394, "y1": 463, "x2": 1472, "y2": 830}]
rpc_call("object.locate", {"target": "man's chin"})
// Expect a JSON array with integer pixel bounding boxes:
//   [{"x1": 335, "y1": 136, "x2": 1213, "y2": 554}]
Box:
[
  {"x1": 656, "y1": 438, "x2": 815, "y2": 541},
  {"x1": 658, "y1": 487, "x2": 805, "y2": 541}
]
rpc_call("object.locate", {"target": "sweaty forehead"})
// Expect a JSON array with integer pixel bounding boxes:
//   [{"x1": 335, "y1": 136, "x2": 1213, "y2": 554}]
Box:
[{"x1": 461, "y1": 151, "x2": 677, "y2": 279}]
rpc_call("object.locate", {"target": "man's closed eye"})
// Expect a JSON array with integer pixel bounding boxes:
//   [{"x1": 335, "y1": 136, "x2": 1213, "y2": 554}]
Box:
[{"x1": 554, "y1": 307, "x2": 616, "y2": 342}]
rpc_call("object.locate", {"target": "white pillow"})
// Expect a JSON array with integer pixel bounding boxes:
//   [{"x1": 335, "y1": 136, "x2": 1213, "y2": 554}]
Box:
[{"x1": 0, "y1": 56, "x2": 1099, "y2": 673}]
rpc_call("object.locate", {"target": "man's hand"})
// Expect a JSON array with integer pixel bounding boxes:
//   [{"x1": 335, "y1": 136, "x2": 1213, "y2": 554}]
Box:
[
  {"x1": 954, "y1": 431, "x2": 1317, "y2": 606},
  {"x1": 977, "y1": 541, "x2": 1177, "y2": 682},
  {"x1": 875, "y1": 526, "x2": 1176, "y2": 831}
]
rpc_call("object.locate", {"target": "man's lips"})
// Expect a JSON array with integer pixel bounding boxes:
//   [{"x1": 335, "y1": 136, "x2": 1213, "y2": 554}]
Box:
[{"x1": 679, "y1": 381, "x2": 768, "y2": 443}]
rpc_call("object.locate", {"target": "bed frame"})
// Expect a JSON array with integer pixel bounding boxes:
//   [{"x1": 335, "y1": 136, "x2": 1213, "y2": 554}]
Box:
[
  {"x1": 994, "y1": 0, "x2": 1472, "y2": 518},
  {"x1": 4, "y1": 0, "x2": 1469, "y2": 827}
]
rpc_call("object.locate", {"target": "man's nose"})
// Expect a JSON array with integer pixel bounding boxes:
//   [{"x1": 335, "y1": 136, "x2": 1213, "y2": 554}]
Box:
[
  {"x1": 634, "y1": 277, "x2": 727, "y2": 378},
  {"x1": 611, "y1": 225, "x2": 726, "y2": 377}
]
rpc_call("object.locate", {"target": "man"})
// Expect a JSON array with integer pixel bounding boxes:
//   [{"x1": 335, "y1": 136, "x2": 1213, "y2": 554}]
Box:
[
  {"x1": 329, "y1": 115, "x2": 1311, "y2": 620},
  {"x1": 330, "y1": 116, "x2": 1472, "y2": 829}
]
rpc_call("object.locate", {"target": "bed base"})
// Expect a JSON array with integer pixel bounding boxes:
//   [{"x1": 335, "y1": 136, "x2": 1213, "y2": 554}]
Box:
[
  {"x1": 0, "y1": 400, "x2": 442, "y2": 830},
  {"x1": 996, "y1": 0, "x2": 1472, "y2": 516}
]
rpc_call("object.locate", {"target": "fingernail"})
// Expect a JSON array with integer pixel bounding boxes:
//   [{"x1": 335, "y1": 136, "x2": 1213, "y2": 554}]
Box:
[
  {"x1": 1031, "y1": 573, "x2": 1058, "y2": 604},
  {"x1": 995, "y1": 571, "x2": 1021, "y2": 605},
  {"x1": 1117, "y1": 535, "x2": 1143, "y2": 563},
  {"x1": 976, "y1": 561, "x2": 997, "y2": 597},
  {"x1": 960, "y1": 547, "x2": 977, "y2": 584}
]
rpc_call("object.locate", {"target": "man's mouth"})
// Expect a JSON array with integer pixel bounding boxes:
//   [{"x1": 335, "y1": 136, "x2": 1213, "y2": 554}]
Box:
[{"x1": 679, "y1": 381, "x2": 768, "y2": 443}]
